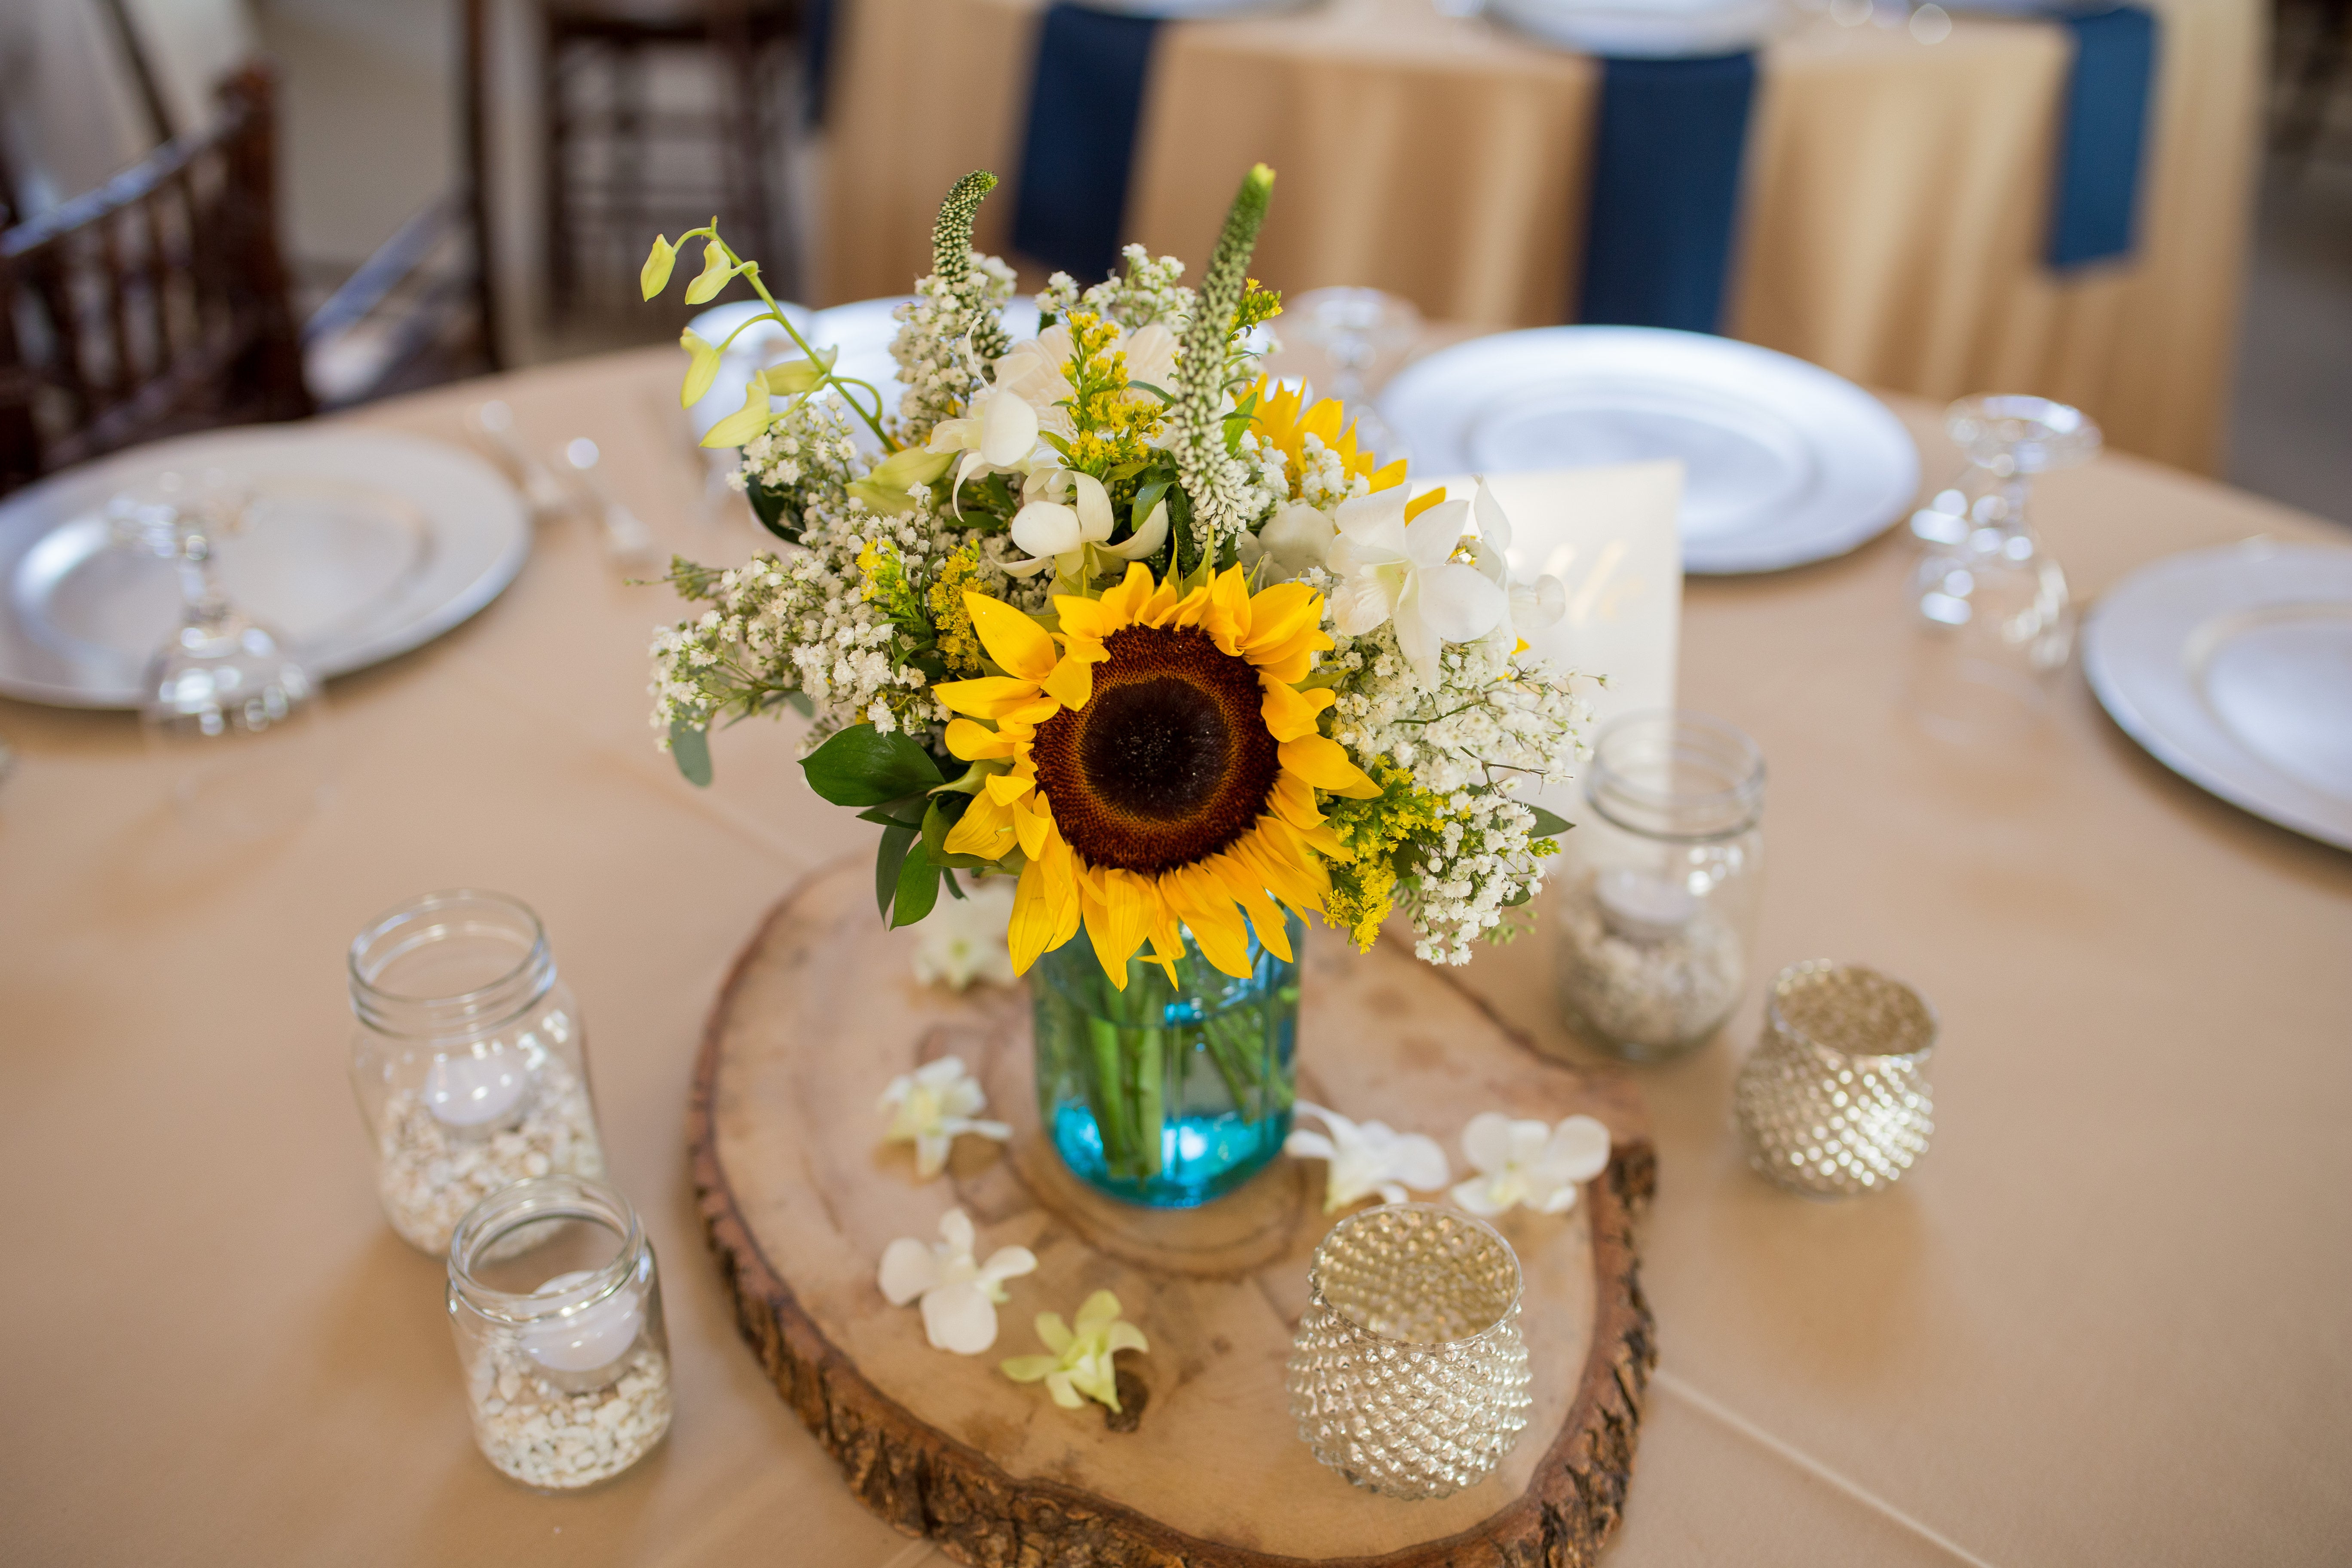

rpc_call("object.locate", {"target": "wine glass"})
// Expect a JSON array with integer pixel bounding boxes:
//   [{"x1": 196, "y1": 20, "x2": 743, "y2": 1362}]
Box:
[
  {"x1": 110, "y1": 470, "x2": 331, "y2": 835},
  {"x1": 1904, "y1": 396, "x2": 2099, "y2": 738},
  {"x1": 1283, "y1": 287, "x2": 1424, "y2": 462}
]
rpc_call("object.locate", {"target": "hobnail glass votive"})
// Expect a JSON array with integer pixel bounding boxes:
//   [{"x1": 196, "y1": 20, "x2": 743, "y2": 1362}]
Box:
[
  {"x1": 1734, "y1": 961, "x2": 1937, "y2": 1197},
  {"x1": 1284, "y1": 1204, "x2": 1533, "y2": 1500}
]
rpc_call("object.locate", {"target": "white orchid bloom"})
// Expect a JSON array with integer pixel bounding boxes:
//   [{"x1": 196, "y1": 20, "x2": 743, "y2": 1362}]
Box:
[
  {"x1": 878, "y1": 1207, "x2": 1037, "y2": 1354},
  {"x1": 1003, "y1": 471, "x2": 1167, "y2": 579},
  {"x1": 925, "y1": 388, "x2": 1040, "y2": 511},
  {"x1": 1285, "y1": 1101, "x2": 1451, "y2": 1213},
  {"x1": 1240, "y1": 500, "x2": 1338, "y2": 583},
  {"x1": 1465, "y1": 480, "x2": 1567, "y2": 653},
  {"x1": 1324, "y1": 487, "x2": 1508, "y2": 687},
  {"x1": 1449, "y1": 1112, "x2": 1612, "y2": 1216},
  {"x1": 878, "y1": 1056, "x2": 1011, "y2": 1178},
  {"x1": 910, "y1": 881, "x2": 1018, "y2": 992}
]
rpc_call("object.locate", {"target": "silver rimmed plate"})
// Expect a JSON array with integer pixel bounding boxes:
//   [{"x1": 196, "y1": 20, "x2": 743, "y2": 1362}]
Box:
[
  {"x1": 1378, "y1": 327, "x2": 1919, "y2": 574},
  {"x1": 2082, "y1": 540, "x2": 2352, "y2": 851},
  {"x1": 0, "y1": 426, "x2": 529, "y2": 709}
]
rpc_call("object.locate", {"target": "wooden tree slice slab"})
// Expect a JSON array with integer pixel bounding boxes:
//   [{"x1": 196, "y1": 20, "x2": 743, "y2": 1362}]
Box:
[{"x1": 690, "y1": 859, "x2": 1657, "y2": 1567}]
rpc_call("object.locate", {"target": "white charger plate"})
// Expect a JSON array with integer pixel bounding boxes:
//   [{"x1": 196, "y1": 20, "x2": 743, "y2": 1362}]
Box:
[
  {"x1": 2082, "y1": 540, "x2": 2352, "y2": 851},
  {"x1": 1489, "y1": 0, "x2": 1788, "y2": 56},
  {"x1": 1378, "y1": 327, "x2": 1919, "y2": 574},
  {"x1": 0, "y1": 427, "x2": 529, "y2": 709}
]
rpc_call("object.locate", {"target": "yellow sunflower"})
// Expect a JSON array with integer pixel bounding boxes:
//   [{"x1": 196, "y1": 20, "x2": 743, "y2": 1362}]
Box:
[
  {"x1": 937, "y1": 563, "x2": 1379, "y2": 987},
  {"x1": 1242, "y1": 374, "x2": 1407, "y2": 497}
]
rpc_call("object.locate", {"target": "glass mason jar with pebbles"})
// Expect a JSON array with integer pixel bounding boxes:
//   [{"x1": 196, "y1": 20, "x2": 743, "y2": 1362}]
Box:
[
  {"x1": 447, "y1": 1176, "x2": 672, "y2": 1488},
  {"x1": 348, "y1": 890, "x2": 606, "y2": 1253},
  {"x1": 1554, "y1": 712, "x2": 1764, "y2": 1061}
]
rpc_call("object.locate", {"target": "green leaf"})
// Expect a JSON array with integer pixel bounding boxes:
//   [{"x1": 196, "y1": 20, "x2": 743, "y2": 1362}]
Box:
[
  {"x1": 875, "y1": 824, "x2": 918, "y2": 919},
  {"x1": 744, "y1": 475, "x2": 802, "y2": 543},
  {"x1": 1525, "y1": 804, "x2": 1572, "y2": 838},
  {"x1": 802, "y1": 725, "x2": 946, "y2": 806},
  {"x1": 890, "y1": 843, "x2": 941, "y2": 928},
  {"x1": 669, "y1": 720, "x2": 713, "y2": 787},
  {"x1": 858, "y1": 797, "x2": 929, "y2": 829}
]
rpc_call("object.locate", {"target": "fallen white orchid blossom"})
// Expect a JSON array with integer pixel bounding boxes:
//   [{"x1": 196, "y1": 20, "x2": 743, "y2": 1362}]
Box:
[
  {"x1": 1448, "y1": 1112, "x2": 1612, "y2": 1216},
  {"x1": 1284, "y1": 1101, "x2": 1451, "y2": 1213},
  {"x1": 910, "y1": 881, "x2": 1018, "y2": 992},
  {"x1": 1324, "y1": 486, "x2": 1508, "y2": 687},
  {"x1": 878, "y1": 1056, "x2": 1011, "y2": 1178},
  {"x1": 878, "y1": 1207, "x2": 1036, "y2": 1354}
]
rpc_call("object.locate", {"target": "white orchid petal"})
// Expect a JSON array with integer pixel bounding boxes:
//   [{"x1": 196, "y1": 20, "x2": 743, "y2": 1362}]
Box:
[
  {"x1": 1529, "y1": 1180, "x2": 1581, "y2": 1215},
  {"x1": 1449, "y1": 1176, "x2": 1510, "y2": 1216},
  {"x1": 1473, "y1": 479, "x2": 1513, "y2": 553},
  {"x1": 1106, "y1": 499, "x2": 1168, "y2": 560},
  {"x1": 967, "y1": 1118, "x2": 1012, "y2": 1142},
  {"x1": 1540, "y1": 1114, "x2": 1613, "y2": 1183},
  {"x1": 1392, "y1": 1133, "x2": 1452, "y2": 1192},
  {"x1": 878, "y1": 1237, "x2": 940, "y2": 1305},
  {"x1": 1331, "y1": 572, "x2": 1400, "y2": 637},
  {"x1": 1284, "y1": 1130, "x2": 1338, "y2": 1161},
  {"x1": 1390, "y1": 583, "x2": 1444, "y2": 685},
  {"x1": 1461, "y1": 1112, "x2": 1516, "y2": 1175},
  {"x1": 1334, "y1": 487, "x2": 1409, "y2": 549},
  {"x1": 919, "y1": 1280, "x2": 1001, "y2": 1354},
  {"x1": 1071, "y1": 473, "x2": 1115, "y2": 543},
  {"x1": 978, "y1": 389, "x2": 1039, "y2": 466},
  {"x1": 1375, "y1": 1181, "x2": 1410, "y2": 1204},
  {"x1": 1011, "y1": 501, "x2": 1084, "y2": 558},
  {"x1": 1261, "y1": 501, "x2": 1337, "y2": 576},
  {"x1": 1414, "y1": 563, "x2": 1509, "y2": 644},
  {"x1": 1403, "y1": 498, "x2": 1472, "y2": 569},
  {"x1": 1001, "y1": 554, "x2": 1055, "y2": 579},
  {"x1": 977, "y1": 1245, "x2": 1038, "y2": 1287},
  {"x1": 1505, "y1": 1118, "x2": 1553, "y2": 1167},
  {"x1": 926, "y1": 416, "x2": 978, "y2": 455},
  {"x1": 1531, "y1": 574, "x2": 1567, "y2": 627},
  {"x1": 917, "y1": 1057, "x2": 965, "y2": 1085},
  {"x1": 937, "y1": 1207, "x2": 977, "y2": 1259},
  {"x1": 914, "y1": 1132, "x2": 951, "y2": 1179}
]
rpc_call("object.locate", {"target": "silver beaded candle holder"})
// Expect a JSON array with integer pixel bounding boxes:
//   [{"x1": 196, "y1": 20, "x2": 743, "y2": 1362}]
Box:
[
  {"x1": 1734, "y1": 960, "x2": 1937, "y2": 1197},
  {"x1": 1284, "y1": 1204, "x2": 1533, "y2": 1500}
]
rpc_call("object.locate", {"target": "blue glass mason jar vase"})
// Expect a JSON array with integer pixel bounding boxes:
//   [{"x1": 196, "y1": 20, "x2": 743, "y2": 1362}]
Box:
[{"x1": 1031, "y1": 911, "x2": 1303, "y2": 1207}]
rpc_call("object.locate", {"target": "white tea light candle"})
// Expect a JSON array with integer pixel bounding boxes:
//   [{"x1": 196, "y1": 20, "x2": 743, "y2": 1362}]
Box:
[
  {"x1": 423, "y1": 1050, "x2": 529, "y2": 1128},
  {"x1": 523, "y1": 1271, "x2": 645, "y2": 1375},
  {"x1": 1593, "y1": 867, "x2": 1698, "y2": 943}
]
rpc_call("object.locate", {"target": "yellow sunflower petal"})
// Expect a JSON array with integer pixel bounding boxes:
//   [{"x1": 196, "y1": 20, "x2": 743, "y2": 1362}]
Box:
[
  {"x1": 1093, "y1": 564, "x2": 1158, "y2": 627},
  {"x1": 1081, "y1": 868, "x2": 1155, "y2": 989},
  {"x1": 1167, "y1": 868, "x2": 1255, "y2": 978},
  {"x1": 1279, "y1": 734, "x2": 1377, "y2": 796},
  {"x1": 946, "y1": 718, "x2": 1019, "y2": 760},
  {"x1": 1199, "y1": 567, "x2": 1251, "y2": 654},
  {"x1": 1008, "y1": 854, "x2": 1061, "y2": 974},
  {"x1": 1210, "y1": 852, "x2": 1295, "y2": 964},
  {"x1": 1265, "y1": 771, "x2": 1326, "y2": 830},
  {"x1": 1042, "y1": 653, "x2": 1094, "y2": 710},
  {"x1": 1240, "y1": 582, "x2": 1321, "y2": 652},
  {"x1": 936, "y1": 676, "x2": 1044, "y2": 720},
  {"x1": 983, "y1": 771, "x2": 1037, "y2": 807},
  {"x1": 1368, "y1": 458, "x2": 1407, "y2": 493},
  {"x1": 1301, "y1": 399, "x2": 1344, "y2": 446},
  {"x1": 1403, "y1": 486, "x2": 1449, "y2": 524},
  {"x1": 1259, "y1": 678, "x2": 1334, "y2": 743},
  {"x1": 945, "y1": 796, "x2": 1017, "y2": 859},
  {"x1": 963, "y1": 593, "x2": 1059, "y2": 682},
  {"x1": 1012, "y1": 794, "x2": 1054, "y2": 861}
]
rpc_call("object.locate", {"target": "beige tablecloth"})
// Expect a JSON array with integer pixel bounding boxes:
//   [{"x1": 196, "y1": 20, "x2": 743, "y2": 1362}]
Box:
[
  {"x1": 3, "y1": 347, "x2": 2348, "y2": 1565},
  {"x1": 823, "y1": 0, "x2": 2260, "y2": 474}
]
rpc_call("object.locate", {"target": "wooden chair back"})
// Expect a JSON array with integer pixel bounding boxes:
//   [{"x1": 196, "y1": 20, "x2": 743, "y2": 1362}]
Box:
[{"x1": 0, "y1": 62, "x2": 311, "y2": 496}]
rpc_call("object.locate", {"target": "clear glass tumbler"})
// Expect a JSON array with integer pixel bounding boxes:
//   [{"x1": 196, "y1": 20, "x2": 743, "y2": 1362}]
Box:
[
  {"x1": 1285, "y1": 1204, "x2": 1532, "y2": 1500},
  {"x1": 447, "y1": 1176, "x2": 672, "y2": 1488},
  {"x1": 1907, "y1": 395, "x2": 2099, "y2": 734},
  {"x1": 348, "y1": 891, "x2": 606, "y2": 1253},
  {"x1": 1555, "y1": 711, "x2": 1765, "y2": 1062}
]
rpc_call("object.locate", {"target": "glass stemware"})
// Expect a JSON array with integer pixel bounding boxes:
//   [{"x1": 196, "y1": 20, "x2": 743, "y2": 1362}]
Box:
[
  {"x1": 1905, "y1": 395, "x2": 2099, "y2": 736},
  {"x1": 111, "y1": 470, "x2": 330, "y2": 834},
  {"x1": 1283, "y1": 287, "x2": 1423, "y2": 460}
]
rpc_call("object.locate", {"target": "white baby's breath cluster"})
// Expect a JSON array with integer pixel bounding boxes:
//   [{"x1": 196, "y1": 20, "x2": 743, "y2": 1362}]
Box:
[
  {"x1": 1038, "y1": 245, "x2": 1194, "y2": 334},
  {"x1": 889, "y1": 249, "x2": 1017, "y2": 447},
  {"x1": 735, "y1": 392, "x2": 861, "y2": 522},
  {"x1": 650, "y1": 493, "x2": 1000, "y2": 750}
]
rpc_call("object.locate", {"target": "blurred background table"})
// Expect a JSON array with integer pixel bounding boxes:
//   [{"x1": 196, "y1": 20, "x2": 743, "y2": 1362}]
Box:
[
  {"x1": 1, "y1": 335, "x2": 2346, "y2": 1565},
  {"x1": 826, "y1": 0, "x2": 2261, "y2": 474}
]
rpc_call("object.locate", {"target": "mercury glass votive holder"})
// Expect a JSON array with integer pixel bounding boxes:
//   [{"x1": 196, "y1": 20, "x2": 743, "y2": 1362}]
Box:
[
  {"x1": 1284, "y1": 1204, "x2": 1533, "y2": 1500},
  {"x1": 1734, "y1": 961, "x2": 1937, "y2": 1197}
]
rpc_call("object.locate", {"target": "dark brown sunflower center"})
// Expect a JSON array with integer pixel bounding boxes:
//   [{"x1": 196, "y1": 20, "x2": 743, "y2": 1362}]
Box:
[{"x1": 1031, "y1": 624, "x2": 1281, "y2": 875}]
